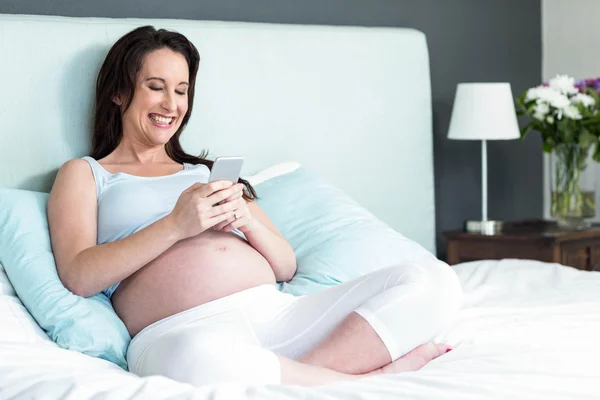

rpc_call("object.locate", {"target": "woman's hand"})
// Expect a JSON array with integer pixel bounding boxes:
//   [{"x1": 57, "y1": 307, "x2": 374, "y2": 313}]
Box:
[
  {"x1": 212, "y1": 189, "x2": 297, "y2": 281},
  {"x1": 212, "y1": 187, "x2": 254, "y2": 233},
  {"x1": 167, "y1": 181, "x2": 243, "y2": 240}
]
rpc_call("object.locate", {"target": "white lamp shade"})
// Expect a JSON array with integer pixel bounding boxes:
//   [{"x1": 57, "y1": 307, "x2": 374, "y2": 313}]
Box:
[{"x1": 447, "y1": 83, "x2": 521, "y2": 140}]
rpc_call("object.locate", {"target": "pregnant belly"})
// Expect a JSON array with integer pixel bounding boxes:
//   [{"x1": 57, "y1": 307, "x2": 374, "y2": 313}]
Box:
[{"x1": 111, "y1": 230, "x2": 276, "y2": 337}]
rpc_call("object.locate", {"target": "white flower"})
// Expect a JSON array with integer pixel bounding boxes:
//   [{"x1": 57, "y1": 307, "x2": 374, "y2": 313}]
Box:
[
  {"x1": 546, "y1": 116, "x2": 555, "y2": 124},
  {"x1": 563, "y1": 105, "x2": 582, "y2": 120},
  {"x1": 532, "y1": 103, "x2": 550, "y2": 121},
  {"x1": 571, "y1": 93, "x2": 595, "y2": 107},
  {"x1": 548, "y1": 74, "x2": 579, "y2": 95},
  {"x1": 556, "y1": 109, "x2": 563, "y2": 120},
  {"x1": 526, "y1": 86, "x2": 552, "y2": 102},
  {"x1": 525, "y1": 87, "x2": 540, "y2": 101},
  {"x1": 525, "y1": 86, "x2": 570, "y2": 109},
  {"x1": 549, "y1": 92, "x2": 571, "y2": 109},
  {"x1": 534, "y1": 103, "x2": 550, "y2": 115}
]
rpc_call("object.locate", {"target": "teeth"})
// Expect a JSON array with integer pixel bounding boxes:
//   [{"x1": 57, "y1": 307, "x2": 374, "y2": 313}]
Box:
[{"x1": 150, "y1": 115, "x2": 173, "y2": 124}]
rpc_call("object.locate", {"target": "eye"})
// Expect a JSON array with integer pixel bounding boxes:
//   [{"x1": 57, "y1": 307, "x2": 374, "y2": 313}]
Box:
[
  {"x1": 175, "y1": 90, "x2": 187, "y2": 96},
  {"x1": 149, "y1": 86, "x2": 163, "y2": 91}
]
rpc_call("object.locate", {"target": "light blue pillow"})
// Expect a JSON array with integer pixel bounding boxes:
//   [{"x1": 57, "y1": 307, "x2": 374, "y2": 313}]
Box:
[
  {"x1": 254, "y1": 167, "x2": 438, "y2": 296},
  {"x1": 0, "y1": 189, "x2": 130, "y2": 369}
]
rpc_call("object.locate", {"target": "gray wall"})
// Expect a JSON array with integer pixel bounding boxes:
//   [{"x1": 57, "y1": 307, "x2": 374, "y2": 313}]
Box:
[{"x1": 1, "y1": 0, "x2": 543, "y2": 259}]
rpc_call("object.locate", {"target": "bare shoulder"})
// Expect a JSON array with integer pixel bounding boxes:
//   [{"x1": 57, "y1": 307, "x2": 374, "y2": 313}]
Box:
[
  {"x1": 52, "y1": 157, "x2": 95, "y2": 195},
  {"x1": 57, "y1": 158, "x2": 92, "y2": 177},
  {"x1": 49, "y1": 158, "x2": 93, "y2": 198},
  {"x1": 48, "y1": 158, "x2": 97, "y2": 220}
]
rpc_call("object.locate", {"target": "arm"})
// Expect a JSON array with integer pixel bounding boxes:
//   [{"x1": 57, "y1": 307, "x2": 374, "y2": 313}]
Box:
[
  {"x1": 245, "y1": 202, "x2": 297, "y2": 282},
  {"x1": 215, "y1": 199, "x2": 297, "y2": 282},
  {"x1": 48, "y1": 159, "x2": 237, "y2": 298},
  {"x1": 48, "y1": 159, "x2": 180, "y2": 297}
]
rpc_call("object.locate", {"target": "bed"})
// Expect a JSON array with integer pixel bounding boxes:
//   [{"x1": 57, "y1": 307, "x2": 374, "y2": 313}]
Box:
[{"x1": 1, "y1": 13, "x2": 599, "y2": 400}]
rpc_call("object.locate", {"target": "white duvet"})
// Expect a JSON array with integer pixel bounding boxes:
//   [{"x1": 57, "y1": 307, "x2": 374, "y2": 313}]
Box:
[{"x1": 1, "y1": 259, "x2": 599, "y2": 400}]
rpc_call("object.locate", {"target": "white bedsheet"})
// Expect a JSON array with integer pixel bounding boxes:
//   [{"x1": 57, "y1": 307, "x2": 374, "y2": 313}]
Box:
[{"x1": 1, "y1": 259, "x2": 599, "y2": 400}]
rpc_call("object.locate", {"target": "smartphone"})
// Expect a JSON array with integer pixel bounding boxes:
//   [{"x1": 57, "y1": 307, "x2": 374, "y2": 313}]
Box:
[{"x1": 208, "y1": 156, "x2": 244, "y2": 184}]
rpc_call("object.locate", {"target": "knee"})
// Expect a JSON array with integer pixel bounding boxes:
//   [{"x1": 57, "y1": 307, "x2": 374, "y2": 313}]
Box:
[
  {"x1": 417, "y1": 258, "x2": 463, "y2": 329},
  {"x1": 429, "y1": 259, "x2": 463, "y2": 312},
  {"x1": 357, "y1": 260, "x2": 463, "y2": 359},
  {"x1": 383, "y1": 259, "x2": 463, "y2": 316}
]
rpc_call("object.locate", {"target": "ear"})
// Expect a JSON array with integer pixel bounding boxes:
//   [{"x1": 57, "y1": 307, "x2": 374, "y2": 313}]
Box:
[{"x1": 112, "y1": 94, "x2": 122, "y2": 106}]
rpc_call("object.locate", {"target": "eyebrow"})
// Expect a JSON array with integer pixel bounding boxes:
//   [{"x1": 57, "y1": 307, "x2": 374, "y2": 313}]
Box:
[{"x1": 145, "y1": 77, "x2": 189, "y2": 86}]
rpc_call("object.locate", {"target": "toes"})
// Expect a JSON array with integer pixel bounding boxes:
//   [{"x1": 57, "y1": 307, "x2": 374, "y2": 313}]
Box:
[
  {"x1": 434, "y1": 343, "x2": 452, "y2": 356},
  {"x1": 411, "y1": 343, "x2": 445, "y2": 361}
]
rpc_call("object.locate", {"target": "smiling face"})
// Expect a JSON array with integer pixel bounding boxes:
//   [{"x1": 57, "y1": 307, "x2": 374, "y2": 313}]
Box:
[{"x1": 118, "y1": 48, "x2": 190, "y2": 147}]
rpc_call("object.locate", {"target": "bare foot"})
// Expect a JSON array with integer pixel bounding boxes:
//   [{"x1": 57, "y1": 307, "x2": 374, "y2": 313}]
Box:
[{"x1": 372, "y1": 343, "x2": 451, "y2": 375}]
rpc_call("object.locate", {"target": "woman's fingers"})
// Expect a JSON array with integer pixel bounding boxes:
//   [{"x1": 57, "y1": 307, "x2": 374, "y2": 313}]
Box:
[
  {"x1": 215, "y1": 185, "x2": 244, "y2": 205},
  {"x1": 206, "y1": 211, "x2": 236, "y2": 230},
  {"x1": 213, "y1": 201, "x2": 247, "y2": 231},
  {"x1": 186, "y1": 180, "x2": 232, "y2": 197},
  {"x1": 213, "y1": 216, "x2": 235, "y2": 231},
  {"x1": 218, "y1": 193, "x2": 243, "y2": 205},
  {"x1": 208, "y1": 197, "x2": 244, "y2": 218},
  {"x1": 222, "y1": 217, "x2": 244, "y2": 232},
  {"x1": 207, "y1": 183, "x2": 243, "y2": 206}
]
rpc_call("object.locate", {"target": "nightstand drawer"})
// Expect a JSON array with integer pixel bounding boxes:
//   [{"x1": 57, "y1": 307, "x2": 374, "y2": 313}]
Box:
[
  {"x1": 560, "y1": 240, "x2": 600, "y2": 271},
  {"x1": 446, "y1": 238, "x2": 555, "y2": 264},
  {"x1": 444, "y1": 220, "x2": 600, "y2": 271}
]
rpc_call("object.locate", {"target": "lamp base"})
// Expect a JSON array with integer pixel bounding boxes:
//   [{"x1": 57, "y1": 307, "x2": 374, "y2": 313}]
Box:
[{"x1": 465, "y1": 220, "x2": 504, "y2": 235}]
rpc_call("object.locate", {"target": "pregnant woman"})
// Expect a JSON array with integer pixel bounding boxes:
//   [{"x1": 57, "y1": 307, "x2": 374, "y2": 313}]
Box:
[{"x1": 47, "y1": 25, "x2": 463, "y2": 387}]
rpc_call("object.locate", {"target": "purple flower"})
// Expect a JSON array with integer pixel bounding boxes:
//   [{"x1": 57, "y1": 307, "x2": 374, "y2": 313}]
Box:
[
  {"x1": 539, "y1": 76, "x2": 600, "y2": 94},
  {"x1": 572, "y1": 77, "x2": 600, "y2": 93}
]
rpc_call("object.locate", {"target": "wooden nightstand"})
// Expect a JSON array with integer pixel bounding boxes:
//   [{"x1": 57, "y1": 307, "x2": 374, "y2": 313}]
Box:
[{"x1": 444, "y1": 219, "x2": 600, "y2": 271}]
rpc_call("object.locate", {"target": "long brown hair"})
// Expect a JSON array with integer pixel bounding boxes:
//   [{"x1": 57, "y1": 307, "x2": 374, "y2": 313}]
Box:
[{"x1": 91, "y1": 25, "x2": 257, "y2": 200}]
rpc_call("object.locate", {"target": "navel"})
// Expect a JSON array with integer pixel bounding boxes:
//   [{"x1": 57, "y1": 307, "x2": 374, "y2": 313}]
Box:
[{"x1": 216, "y1": 245, "x2": 228, "y2": 253}]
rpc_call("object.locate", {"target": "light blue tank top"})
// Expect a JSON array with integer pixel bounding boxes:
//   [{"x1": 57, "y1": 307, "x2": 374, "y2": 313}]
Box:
[{"x1": 81, "y1": 156, "x2": 246, "y2": 299}]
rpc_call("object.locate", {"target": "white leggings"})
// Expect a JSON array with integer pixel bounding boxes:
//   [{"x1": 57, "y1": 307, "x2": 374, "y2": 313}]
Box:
[{"x1": 127, "y1": 260, "x2": 463, "y2": 386}]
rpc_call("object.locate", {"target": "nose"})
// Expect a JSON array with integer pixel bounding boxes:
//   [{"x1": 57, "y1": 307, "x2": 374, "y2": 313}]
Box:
[{"x1": 161, "y1": 91, "x2": 177, "y2": 112}]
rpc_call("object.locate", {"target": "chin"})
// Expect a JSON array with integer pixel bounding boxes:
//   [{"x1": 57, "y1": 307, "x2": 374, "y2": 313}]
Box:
[{"x1": 147, "y1": 126, "x2": 179, "y2": 143}]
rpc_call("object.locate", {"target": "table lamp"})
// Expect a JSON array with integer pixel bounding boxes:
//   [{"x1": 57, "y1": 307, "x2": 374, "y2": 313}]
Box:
[{"x1": 447, "y1": 82, "x2": 521, "y2": 235}]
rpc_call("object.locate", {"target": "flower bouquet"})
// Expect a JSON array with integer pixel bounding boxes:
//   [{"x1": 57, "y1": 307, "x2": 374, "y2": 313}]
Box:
[{"x1": 516, "y1": 75, "x2": 600, "y2": 229}]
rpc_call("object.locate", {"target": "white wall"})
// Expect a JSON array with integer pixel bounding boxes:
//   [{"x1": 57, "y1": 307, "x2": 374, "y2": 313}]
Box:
[
  {"x1": 542, "y1": 0, "x2": 600, "y2": 220},
  {"x1": 543, "y1": 0, "x2": 600, "y2": 81}
]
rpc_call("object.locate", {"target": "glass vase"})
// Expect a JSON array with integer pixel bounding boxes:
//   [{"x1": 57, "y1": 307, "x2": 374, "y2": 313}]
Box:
[{"x1": 550, "y1": 143, "x2": 596, "y2": 229}]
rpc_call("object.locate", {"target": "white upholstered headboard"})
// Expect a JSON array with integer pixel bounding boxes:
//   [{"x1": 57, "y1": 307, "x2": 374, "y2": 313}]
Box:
[{"x1": 0, "y1": 14, "x2": 435, "y2": 253}]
